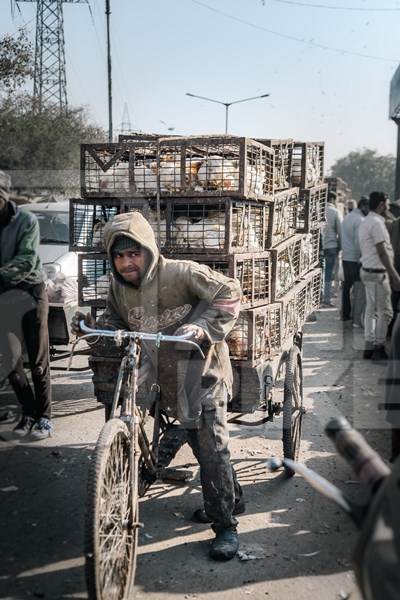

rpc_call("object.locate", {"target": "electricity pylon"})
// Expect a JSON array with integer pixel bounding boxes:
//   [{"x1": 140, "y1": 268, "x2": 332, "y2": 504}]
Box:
[{"x1": 16, "y1": 0, "x2": 88, "y2": 110}]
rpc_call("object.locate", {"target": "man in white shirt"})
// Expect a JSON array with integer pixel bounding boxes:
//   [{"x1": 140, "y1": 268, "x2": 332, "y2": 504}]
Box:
[
  {"x1": 341, "y1": 196, "x2": 369, "y2": 321},
  {"x1": 359, "y1": 192, "x2": 400, "y2": 360},
  {"x1": 322, "y1": 192, "x2": 342, "y2": 307}
]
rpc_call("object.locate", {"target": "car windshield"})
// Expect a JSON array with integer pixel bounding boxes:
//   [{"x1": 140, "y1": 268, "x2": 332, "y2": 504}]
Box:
[{"x1": 35, "y1": 211, "x2": 69, "y2": 244}]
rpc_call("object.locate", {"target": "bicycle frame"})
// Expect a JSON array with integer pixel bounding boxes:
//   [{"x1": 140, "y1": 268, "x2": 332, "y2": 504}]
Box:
[{"x1": 70, "y1": 321, "x2": 205, "y2": 482}]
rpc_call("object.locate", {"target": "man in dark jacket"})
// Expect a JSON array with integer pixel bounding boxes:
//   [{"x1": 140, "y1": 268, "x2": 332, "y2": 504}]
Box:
[
  {"x1": 0, "y1": 172, "x2": 52, "y2": 439},
  {"x1": 72, "y1": 211, "x2": 243, "y2": 561}
]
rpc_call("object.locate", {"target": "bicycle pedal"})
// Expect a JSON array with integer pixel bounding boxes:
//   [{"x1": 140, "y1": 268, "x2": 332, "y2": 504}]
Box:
[{"x1": 159, "y1": 468, "x2": 192, "y2": 484}]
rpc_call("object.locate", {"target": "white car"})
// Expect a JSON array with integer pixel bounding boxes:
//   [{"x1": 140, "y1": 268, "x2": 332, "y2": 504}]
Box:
[{"x1": 21, "y1": 201, "x2": 79, "y2": 346}]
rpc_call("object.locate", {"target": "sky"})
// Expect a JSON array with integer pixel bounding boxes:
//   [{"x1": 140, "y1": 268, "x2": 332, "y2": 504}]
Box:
[{"x1": 2, "y1": 0, "x2": 400, "y2": 171}]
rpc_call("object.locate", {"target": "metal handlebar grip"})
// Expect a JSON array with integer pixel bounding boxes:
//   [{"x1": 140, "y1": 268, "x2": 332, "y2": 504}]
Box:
[{"x1": 325, "y1": 416, "x2": 390, "y2": 486}]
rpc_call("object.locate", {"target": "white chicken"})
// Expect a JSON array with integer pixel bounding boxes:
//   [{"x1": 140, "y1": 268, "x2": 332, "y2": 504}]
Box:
[
  {"x1": 197, "y1": 155, "x2": 239, "y2": 191},
  {"x1": 227, "y1": 315, "x2": 248, "y2": 359},
  {"x1": 246, "y1": 164, "x2": 266, "y2": 197},
  {"x1": 97, "y1": 160, "x2": 130, "y2": 194},
  {"x1": 231, "y1": 211, "x2": 262, "y2": 250},
  {"x1": 133, "y1": 162, "x2": 158, "y2": 193},
  {"x1": 172, "y1": 214, "x2": 224, "y2": 249}
]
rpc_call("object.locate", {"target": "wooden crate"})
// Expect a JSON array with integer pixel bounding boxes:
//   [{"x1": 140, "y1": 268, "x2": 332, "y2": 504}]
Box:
[
  {"x1": 296, "y1": 184, "x2": 327, "y2": 232},
  {"x1": 227, "y1": 303, "x2": 282, "y2": 367},
  {"x1": 81, "y1": 140, "x2": 164, "y2": 198},
  {"x1": 164, "y1": 197, "x2": 272, "y2": 255},
  {"x1": 300, "y1": 229, "x2": 321, "y2": 275},
  {"x1": 78, "y1": 253, "x2": 110, "y2": 308},
  {"x1": 291, "y1": 142, "x2": 325, "y2": 189},
  {"x1": 267, "y1": 187, "x2": 299, "y2": 247},
  {"x1": 173, "y1": 252, "x2": 271, "y2": 309},
  {"x1": 270, "y1": 234, "x2": 303, "y2": 301},
  {"x1": 158, "y1": 135, "x2": 275, "y2": 200},
  {"x1": 256, "y1": 138, "x2": 294, "y2": 190}
]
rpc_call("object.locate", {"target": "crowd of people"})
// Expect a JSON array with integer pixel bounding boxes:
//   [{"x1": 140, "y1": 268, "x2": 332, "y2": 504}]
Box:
[{"x1": 322, "y1": 189, "x2": 400, "y2": 461}]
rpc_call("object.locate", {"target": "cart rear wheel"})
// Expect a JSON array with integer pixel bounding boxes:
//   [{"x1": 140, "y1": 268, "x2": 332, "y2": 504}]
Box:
[{"x1": 282, "y1": 345, "x2": 304, "y2": 476}]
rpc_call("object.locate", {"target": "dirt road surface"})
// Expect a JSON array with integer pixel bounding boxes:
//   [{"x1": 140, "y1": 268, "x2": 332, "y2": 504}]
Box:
[{"x1": 0, "y1": 306, "x2": 389, "y2": 600}]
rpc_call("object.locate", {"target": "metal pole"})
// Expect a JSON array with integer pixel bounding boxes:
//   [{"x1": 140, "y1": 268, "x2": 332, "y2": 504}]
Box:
[
  {"x1": 225, "y1": 104, "x2": 229, "y2": 134},
  {"x1": 395, "y1": 120, "x2": 400, "y2": 200},
  {"x1": 106, "y1": 0, "x2": 113, "y2": 143}
]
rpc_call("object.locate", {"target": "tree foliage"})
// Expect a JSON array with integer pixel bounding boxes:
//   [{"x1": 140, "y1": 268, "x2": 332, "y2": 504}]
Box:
[
  {"x1": 0, "y1": 29, "x2": 33, "y2": 92},
  {"x1": 0, "y1": 96, "x2": 106, "y2": 189},
  {"x1": 331, "y1": 149, "x2": 396, "y2": 201},
  {"x1": 0, "y1": 30, "x2": 106, "y2": 190}
]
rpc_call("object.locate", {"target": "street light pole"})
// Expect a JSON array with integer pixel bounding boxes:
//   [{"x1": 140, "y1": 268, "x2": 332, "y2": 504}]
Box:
[
  {"x1": 105, "y1": 0, "x2": 113, "y2": 143},
  {"x1": 186, "y1": 92, "x2": 270, "y2": 134}
]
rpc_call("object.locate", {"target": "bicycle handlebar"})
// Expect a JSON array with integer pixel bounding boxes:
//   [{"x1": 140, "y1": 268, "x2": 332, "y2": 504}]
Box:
[
  {"x1": 79, "y1": 320, "x2": 206, "y2": 358},
  {"x1": 325, "y1": 416, "x2": 390, "y2": 487}
]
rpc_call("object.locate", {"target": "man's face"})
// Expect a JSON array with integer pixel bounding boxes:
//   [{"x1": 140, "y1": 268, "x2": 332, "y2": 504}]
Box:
[
  {"x1": 378, "y1": 198, "x2": 389, "y2": 215},
  {"x1": 360, "y1": 204, "x2": 369, "y2": 216},
  {"x1": 113, "y1": 247, "x2": 148, "y2": 286}
]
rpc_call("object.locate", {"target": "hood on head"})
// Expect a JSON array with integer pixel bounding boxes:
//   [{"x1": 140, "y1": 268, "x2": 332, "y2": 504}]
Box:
[{"x1": 103, "y1": 212, "x2": 159, "y2": 287}]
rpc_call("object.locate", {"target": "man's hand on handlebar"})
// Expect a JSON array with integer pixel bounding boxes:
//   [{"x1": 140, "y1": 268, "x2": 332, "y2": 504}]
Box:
[
  {"x1": 174, "y1": 324, "x2": 206, "y2": 343},
  {"x1": 71, "y1": 311, "x2": 97, "y2": 338}
]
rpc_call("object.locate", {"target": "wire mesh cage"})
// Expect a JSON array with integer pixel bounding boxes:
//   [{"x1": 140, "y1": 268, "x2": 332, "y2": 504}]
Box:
[
  {"x1": 291, "y1": 142, "x2": 325, "y2": 189},
  {"x1": 165, "y1": 198, "x2": 271, "y2": 255},
  {"x1": 267, "y1": 188, "x2": 299, "y2": 247},
  {"x1": 186, "y1": 252, "x2": 271, "y2": 308},
  {"x1": 227, "y1": 303, "x2": 282, "y2": 366},
  {"x1": 296, "y1": 184, "x2": 328, "y2": 232},
  {"x1": 256, "y1": 138, "x2": 294, "y2": 190},
  {"x1": 270, "y1": 234, "x2": 303, "y2": 300},
  {"x1": 70, "y1": 199, "x2": 122, "y2": 252},
  {"x1": 158, "y1": 136, "x2": 274, "y2": 200},
  {"x1": 81, "y1": 144, "x2": 131, "y2": 198},
  {"x1": 78, "y1": 253, "x2": 111, "y2": 307}
]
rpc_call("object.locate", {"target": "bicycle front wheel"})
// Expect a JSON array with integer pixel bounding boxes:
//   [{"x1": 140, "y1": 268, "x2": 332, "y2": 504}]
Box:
[{"x1": 85, "y1": 418, "x2": 139, "y2": 600}]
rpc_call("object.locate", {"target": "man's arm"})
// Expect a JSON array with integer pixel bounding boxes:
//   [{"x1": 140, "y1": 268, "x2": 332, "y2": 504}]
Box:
[
  {"x1": 376, "y1": 242, "x2": 400, "y2": 290},
  {"x1": 71, "y1": 278, "x2": 128, "y2": 337},
  {"x1": 0, "y1": 216, "x2": 40, "y2": 289},
  {"x1": 177, "y1": 264, "x2": 242, "y2": 344}
]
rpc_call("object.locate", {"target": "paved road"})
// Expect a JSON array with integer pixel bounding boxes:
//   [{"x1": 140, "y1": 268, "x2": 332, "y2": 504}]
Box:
[{"x1": 0, "y1": 307, "x2": 389, "y2": 599}]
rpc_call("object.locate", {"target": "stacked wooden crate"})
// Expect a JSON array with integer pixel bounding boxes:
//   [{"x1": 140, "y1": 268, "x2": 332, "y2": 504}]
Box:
[{"x1": 70, "y1": 135, "x2": 325, "y2": 408}]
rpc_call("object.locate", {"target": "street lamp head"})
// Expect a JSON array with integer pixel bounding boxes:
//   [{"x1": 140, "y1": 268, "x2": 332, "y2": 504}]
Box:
[{"x1": 186, "y1": 93, "x2": 195, "y2": 97}]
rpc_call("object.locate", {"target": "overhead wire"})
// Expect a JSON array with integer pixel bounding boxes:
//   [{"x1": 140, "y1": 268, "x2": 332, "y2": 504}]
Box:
[
  {"x1": 269, "y1": 0, "x2": 400, "y2": 11},
  {"x1": 191, "y1": 0, "x2": 399, "y2": 63}
]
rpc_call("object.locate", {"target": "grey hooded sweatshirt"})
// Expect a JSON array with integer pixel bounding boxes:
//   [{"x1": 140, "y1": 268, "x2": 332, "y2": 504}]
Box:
[{"x1": 99, "y1": 211, "x2": 242, "y2": 424}]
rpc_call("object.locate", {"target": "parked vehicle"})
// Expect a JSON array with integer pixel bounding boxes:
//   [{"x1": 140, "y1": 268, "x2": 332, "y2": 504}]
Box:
[{"x1": 21, "y1": 201, "x2": 79, "y2": 347}]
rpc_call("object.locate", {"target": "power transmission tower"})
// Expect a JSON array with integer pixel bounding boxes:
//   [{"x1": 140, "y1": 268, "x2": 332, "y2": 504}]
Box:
[
  {"x1": 16, "y1": 0, "x2": 87, "y2": 110},
  {"x1": 120, "y1": 102, "x2": 132, "y2": 133}
]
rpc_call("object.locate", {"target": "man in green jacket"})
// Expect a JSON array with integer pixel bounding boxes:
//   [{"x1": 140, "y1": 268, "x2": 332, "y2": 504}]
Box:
[
  {"x1": 0, "y1": 172, "x2": 52, "y2": 439},
  {"x1": 72, "y1": 211, "x2": 243, "y2": 560}
]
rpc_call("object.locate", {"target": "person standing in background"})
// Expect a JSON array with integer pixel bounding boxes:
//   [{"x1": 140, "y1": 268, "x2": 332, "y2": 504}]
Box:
[
  {"x1": 341, "y1": 196, "x2": 369, "y2": 322},
  {"x1": 0, "y1": 171, "x2": 52, "y2": 439},
  {"x1": 359, "y1": 192, "x2": 400, "y2": 361},
  {"x1": 322, "y1": 191, "x2": 342, "y2": 307}
]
